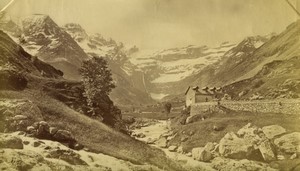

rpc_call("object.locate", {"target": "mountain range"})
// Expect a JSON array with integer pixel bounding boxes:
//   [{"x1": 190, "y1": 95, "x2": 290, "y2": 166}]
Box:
[
  {"x1": 0, "y1": 13, "x2": 154, "y2": 106},
  {"x1": 1, "y1": 13, "x2": 299, "y2": 105}
]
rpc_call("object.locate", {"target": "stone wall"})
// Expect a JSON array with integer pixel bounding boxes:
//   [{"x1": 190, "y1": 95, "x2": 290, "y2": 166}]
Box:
[{"x1": 191, "y1": 99, "x2": 300, "y2": 116}]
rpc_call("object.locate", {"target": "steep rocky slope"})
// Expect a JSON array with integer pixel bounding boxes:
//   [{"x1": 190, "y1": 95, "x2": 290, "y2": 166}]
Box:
[{"x1": 0, "y1": 14, "x2": 154, "y2": 106}]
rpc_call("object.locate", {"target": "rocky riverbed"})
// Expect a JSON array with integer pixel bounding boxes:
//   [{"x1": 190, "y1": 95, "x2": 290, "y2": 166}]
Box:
[{"x1": 130, "y1": 119, "x2": 300, "y2": 171}]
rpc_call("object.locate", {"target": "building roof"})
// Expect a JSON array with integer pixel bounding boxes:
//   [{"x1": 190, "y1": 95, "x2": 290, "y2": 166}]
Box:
[{"x1": 185, "y1": 86, "x2": 216, "y2": 95}]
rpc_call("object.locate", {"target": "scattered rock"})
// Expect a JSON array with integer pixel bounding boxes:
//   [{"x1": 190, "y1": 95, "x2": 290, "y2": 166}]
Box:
[
  {"x1": 211, "y1": 157, "x2": 277, "y2": 171},
  {"x1": 274, "y1": 132, "x2": 300, "y2": 154},
  {"x1": 192, "y1": 147, "x2": 213, "y2": 162},
  {"x1": 0, "y1": 149, "x2": 47, "y2": 171},
  {"x1": 33, "y1": 141, "x2": 42, "y2": 147},
  {"x1": 44, "y1": 146, "x2": 52, "y2": 150},
  {"x1": 23, "y1": 141, "x2": 30, "y2": 145},
  {"x1": 262, "y1": 125, "x2": 286, "y2": 139},
  {"x1": 156, "y1": 136, "x2": 167, "y2": 148},
  {"x1": 0, "y1": 133, "x2": 23, "y2": 149},
  {"x1": 47, "y1": 149, "x2": 87, "y2": 165},
  {"x1": 168, "y1": 146, "x2": 177, "y2": 152}
]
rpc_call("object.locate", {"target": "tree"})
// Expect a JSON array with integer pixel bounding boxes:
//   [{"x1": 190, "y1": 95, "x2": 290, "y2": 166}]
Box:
[
  {"x1": 164, "y1": 102, "x2": 172, "y2": 114},
  {"x1": 79, "y1": 56, "x2": 115, "y2": 117}
]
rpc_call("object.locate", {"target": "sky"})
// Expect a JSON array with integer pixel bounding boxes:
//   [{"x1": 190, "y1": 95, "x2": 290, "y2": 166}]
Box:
[{"x1": 1, "y1": 0, "x2": 299, "y2": 50}]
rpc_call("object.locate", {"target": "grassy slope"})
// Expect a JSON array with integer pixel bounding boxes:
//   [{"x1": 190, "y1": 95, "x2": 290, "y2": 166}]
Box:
[{"x1": 0, "y1": 78, "x2": 184, "y2": 171}]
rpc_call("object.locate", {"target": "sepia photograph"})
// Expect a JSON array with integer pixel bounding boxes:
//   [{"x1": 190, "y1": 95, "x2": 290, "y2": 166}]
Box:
[{"x1": 0, "y1": 0, "x2": 300, "y2": 170}]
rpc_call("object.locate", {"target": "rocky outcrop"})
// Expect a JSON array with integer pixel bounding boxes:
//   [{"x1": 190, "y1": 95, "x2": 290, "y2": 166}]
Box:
[
  {"x1": 274, "y1": 132, "x2": 300, "y2": 154},
  {"x1": 0, "y1": 99, "x2": 43, "y2": 133},
  {"x1": 219, "y1": 132, "x2": 258, "y2": 160},
  {"x1": 262, "y1": 125, "x2": 286, "y2": 139},
  {"x1": 0, "y1": 133, "x2": 23, "y2": 149},
  {"x1": 192, "y1": 147, "x2": 213, "y2": 162},
  {"x1": 26, "y1": 121, "x2": 82, "y2": 150},
  {"x1": 219, "y1": 123, "x2": 276, "y2": 162}
]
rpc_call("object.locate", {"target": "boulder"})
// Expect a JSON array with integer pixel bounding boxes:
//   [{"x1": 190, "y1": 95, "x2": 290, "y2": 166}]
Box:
[
  {"x1": 0, "y1": 134, "x2": 23, "y2": 149},
  {"x1": 168, "y1": 146, "x2": 177, "y2": 152},
  {"x1": 219, "y1": 132, "x2": 259, "y2": 160},
  {"x1": 192, "y1": 147, "x2": 213, "y2": 162},
  {"x1": 53, "y1": 130, "x2": 75, "y2": 142},
  {"x1": 258, "y1": 139, "x2": 276, "y2": 162},
  {"x1": 35, "y1": 121, "x2": 50, "y2": 138},
  {"x1": 32, "y1": 141, "x2": 42, "y2": 147},
  {"x1": 237, "y1": 123, "x2": 262, "y2": 142},
  {"x1": 262, "y1": 125, "x2": 286, "y2": 139},
  {"x1": 274, "y1": 132, "x2": 300, "y2": 154},
  {"x1": 156, "y1": 136, "x2": 168, "y2": 148}
]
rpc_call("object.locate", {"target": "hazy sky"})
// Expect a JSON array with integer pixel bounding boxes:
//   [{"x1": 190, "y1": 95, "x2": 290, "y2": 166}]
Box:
[{"x1": 1, "y1": 0, "x2": 298, "y2": 50}]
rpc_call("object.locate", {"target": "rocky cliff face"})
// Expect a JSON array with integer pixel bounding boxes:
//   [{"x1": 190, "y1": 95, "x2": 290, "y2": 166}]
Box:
[{"x1": 21, "y1": 15, "x2": 88, "y2": 80}]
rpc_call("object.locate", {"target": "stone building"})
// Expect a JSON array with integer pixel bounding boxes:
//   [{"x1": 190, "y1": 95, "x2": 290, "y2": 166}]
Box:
[{"x1": 185, "y1": 86, "x2": 221, "y2": 107}]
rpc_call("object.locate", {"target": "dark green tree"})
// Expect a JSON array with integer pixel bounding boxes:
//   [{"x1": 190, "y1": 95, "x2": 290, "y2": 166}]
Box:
[{"x1": 79, "y1": 56, "x2": 115, "y2": 118}]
